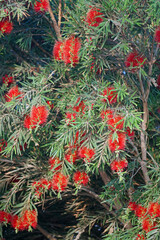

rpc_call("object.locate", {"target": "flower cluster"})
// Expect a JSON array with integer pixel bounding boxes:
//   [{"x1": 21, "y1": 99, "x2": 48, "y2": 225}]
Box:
[
  {"x1": 73, "y1": 171, "x2": 89, "y2": 186},
  {"x1": 129, "y1": 201, "x2": 160, "y2": 238},
  {"x1": 32, "y1": 179, "x2": 51, "y2": 197},
  {"x1": 110, "y1": 159, "x2": 128, "y2": 172},
  {"x1": 65, "y1": 98, "x2": 86, "y2": 125},
  {"x1": 101, "y1": 87, "x2": 117, "y2": 104},
  {"x1": 0, "y1": 19, "x2": 13, "y2": 34},
  {"x1": 11, "y1": 210, "x2": 37, "y2": 231},
  {"x1": 5, "y1": 86, "x2": 23, "y2": 102},
  {"x1": 34, "y1": 0, "x2": 49, "y2": 12},
  {"x1": 125, "y1": 51, "x2": 146, "y2": 72},
  {"x1": 51, "y1": 172, "x2": 68, "y2": 192},
  {"x1": 85, "y1": 7, "x2": 103, "y2": 27},
  {"x1": 24, "y1": 105, "x2": 49, "y2": 129},
  {"x1": 53, "y1": 36, "x2": 81, "y2": 65},
  {"x1": 155, "y1": 26, "x2": 160, "y2": 44},
  {"x1": 0, "y1": 139, "x2": 7, "y2": 153},
  {"x1": 49, "y1": 157, "x2": 62, "y2": 171},
  {"x1": 0, "y1": 210, "x2": 37, "y2": 231},
  {"x1": 2, "y1": 75, "x2": 14, "y2": 87},
  {"x1": 78, "y1": 146, "x2": 95, "y2": 162}
]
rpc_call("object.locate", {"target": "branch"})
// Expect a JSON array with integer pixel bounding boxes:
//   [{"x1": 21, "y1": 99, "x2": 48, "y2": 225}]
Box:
[
  {"x1": 48, "y1": 1, "x2": 61, "y2": 40},
  {"x1": 58, "y1": 0, "x2": 62, "y2": 28},
  {"x1": 36, "y1": 224, "x2": 57, "y2": 240},
  {"x1": 32, "y1": 38, "x2": 52, "y2": 58}
]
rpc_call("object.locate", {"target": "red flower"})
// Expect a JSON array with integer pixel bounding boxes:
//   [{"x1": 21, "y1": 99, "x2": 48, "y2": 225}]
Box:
[
  {"x1": 5, "y1": 86, "x2": 23, "y2": 102},
  {"x1": 49, "y1": 157, "x2": 62, "y2": 171},
  {"x1": 142, "y1": 217, "x2": 157, "y2": 233},
  {"x1": 102, "y1": 87, "x2": 117, "y2": 104},
  {"x1": 34, "y1": 0, "x2": 49, "y2": 12},
  {"x1": 135, "y1": 205, "x2": 147, "y2": 218},
  {"x1": 148, "y1": 202, "x2": 160, "y2": 218},
  {"x1": 24, "y1": 115, "x2": 34, "y2": 129},
  {"x1": 110, "y1": 159, "x2": 128, "y2": 172},
  {"x1": 0, "y1": 19, "x2": 13, "y2": 34},
  {"x1": 63, "y1": 36, "x2": 81, "y2": 65},
  {"x1": 128, "y1": 202, "x2": 138, "y2": 211},
  {"x1": 0, "y1": 139, "x2": 7, "y2": 153},
  {"x1": 31, "y1": 105, "x2": 49, "y2": 125},
  {"x1": 46, "y1": 100, "x2": 54, "y2": 109},
  {"x1": 157, "y1": 75, "x2": 160, "y2": 89},
  {"x1": 73, "y1": 171, "x2": 89, "y2": 186},
  {"x1": 0, "y1": 211, "x2": 12, "y2": 223},
  {"x1": 78, "y1": 146, "x2": 95, "y2": 161},
  {"x1": 51, "y1": 172, "x2": 68, "y2": 192},
  {"x1": 11, "y1": 210, "x2": 37, "y2": 231},
  {"x1": 108, "y1": 132, "x2": 126, "y2": 152},
  {"x1": 53, "y1": 41, "x2": 64, "y2": 60},
  {"x1": 86, "y1": 7, "x2": 103, "y2": 27},
  {"x1": 65, "y1": 150, "x2": 78, "y2": 164},
  {"x1": 73, "y1": 98, "x2": 86, "y2": 113},
  {"x1": 126, "y1": 127, "x2": 135, "y2": 140},
  {"x1": 2, "y1": 75, "x2": 14, "y2": 87},
  {"x1": 100, "y1": 109, "x2": 114, "y2": 120},
  {"x1": 107, "y1": 115, "x2": 124, "y2": 131},
  {"x1": 125, "y1": 51, "x2": 146, "y2": 71},
  {"x1": 65, "y1": 112, "x2": 77, "y2": 125},
  {"x1": 136, "y1": 234, "x2": 146, "y2": 240},
  {"x1": 155, "y1": 26, "x2": 160, "y2": 44}
]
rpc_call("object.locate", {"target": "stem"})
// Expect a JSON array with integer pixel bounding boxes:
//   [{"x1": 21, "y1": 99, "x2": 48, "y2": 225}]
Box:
[
  {"x1": 48, "y1": 1, "x2": 61, "y2": 40},
  {"x1": 32, "y1": 38, "x2": 52, "y2": 58},
  {"x1": 58, "y1": 0, "x2": 62, "y2": 28},
  {"x1": 36, "y1": 224, "x2": 57, "y2": 240}
]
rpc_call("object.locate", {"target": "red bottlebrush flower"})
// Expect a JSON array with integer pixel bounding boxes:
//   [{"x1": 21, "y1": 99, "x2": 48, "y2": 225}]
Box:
[
  {"x1": 128, "y1": 201, "x2": 138, "y2": 211},
  {"x1": 32, "y1": 179, "x2": 51, "y2": 198},
  {"x1": 0, "y1": 139, "x2": 7, "y2": 153},
  {"x1": 155, "y1": 26, "x2": 160, "y2": 44},
  {"x1": 2, "y1": 75, "x2": 14, "y2": 87},
  {"x1": 31, "y1": 105, "x2": 49, "y2": 126},
  {"x1": 86, "y1": 7, "x2": 103, "y2": 27},
  {"x1": 108, "y1": 132, "x2": 126, "y2": 152},
  {"x1": 46, "y1": 100, "x2": 54, "y2": 109},
  {"x1": 135, "y1": 205, "x2": 147, "y2": 218},
  {"x1": 73, "y1": 98, "x2": 86, "y2": 113},
  {"x1": 107, "y1": 115, "x2": 124, "y2": 131},
  {"x1": 148, "y1": 202, "x2": 160, "y2": 218},
  {"x1": 73, "y1": 171, "x2": 89, "y2": 186},
  {"x1": 11, "y1": 210, "x2": 37, "y2": 231},
  {"x1": 0, "y1": 19, "x2": 13, "y2": 34},
  {"x1": 126, "y1": 127, "x2": 135, "y2": 140},
  {"x1": 157, "y1": 75, "x2": 160, "y2": 89},
  {"x1": 102, "y1": 87, "x2": 117, "y2": 104},
  {"x1": 125, "y1": 51, "x2": 146, "y2": 71},
  {"x1": 23, "y1": 210, "x2": 37, "y2": 229},
  {"x1": 53, "y1": 41, "x2": 64, "y2": 60},
  {"x1": 65, "y1": 150, "x2": 78, "y2": 164},
  {"x1": 34, "y1": 0, "x2": 49, "y2": 12},
  {"x1": 49, "y1": 157, "x2": 62, "y2": 171},
  {"x1": 63, "y1": 36, "x2": 81, "y2": 65},
  {"x1": 19, "y1": 142, "x2": 27, "y2": 152},
  {"x1": 78, "y1": 146, "x2": 95, "y2": 161},
  {"x1": 51, "y1": 172, "x2": 68, "y2": 192},
  {"x1": 110, "y1": 159, "x2": 128, "y2": 172},
  {"x1": 24, "y1": 115, "x2": 35, "y2": 129},
  {"x1": 5, "y1": 86, "x2": 23, "y2": 102},
  {"x1": 0, "y1": 211, "x2": 12, "y2": 223},
  {"x1": 136, "y1": 234, "x2": 146, "y2": 240},
  {"x1": 100, "y1": 109, "x2": 114, "y2": 120},
  {"x1": 65, "y1": 112, "x2": 77, "y2": 125},
  {"x1": 142, "y1": 218, "x2": 157, "y2": 233}
]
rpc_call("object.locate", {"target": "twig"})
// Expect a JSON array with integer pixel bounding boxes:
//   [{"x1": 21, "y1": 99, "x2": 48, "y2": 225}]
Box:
[
  {"x1": 48, "y1": 1, "x2": 61, "y2": 40},
  {"x1": 32, "y1": 38, "x2": 52, "y2": 58},
  {"x1": 58, "y1": 0, "x2": 62, "y2": 28},
  {"x1": 36, "y1": 224, "x2": 57, "y2": 240}
]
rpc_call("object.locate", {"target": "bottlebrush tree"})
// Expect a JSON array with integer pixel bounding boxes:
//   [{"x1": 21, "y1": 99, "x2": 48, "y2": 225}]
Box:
[{"x1": 0, "y1": 0, "x2": 160, "y2": 240}]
